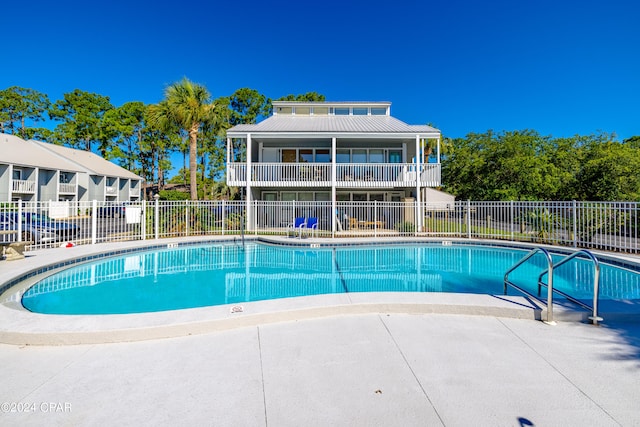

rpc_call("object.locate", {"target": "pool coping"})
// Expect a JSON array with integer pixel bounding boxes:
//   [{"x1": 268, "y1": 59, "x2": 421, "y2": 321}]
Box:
[{"x1": 1, "y1": 236, "x2": 639, "y2": 345}]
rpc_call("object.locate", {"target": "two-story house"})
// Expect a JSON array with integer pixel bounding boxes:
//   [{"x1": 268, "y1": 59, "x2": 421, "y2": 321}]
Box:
[
  {"x1": 226, "y1": 101, "x2": 446, "y2": 233},
  {"x1": 0, "y1": 133, "x2": 143, "y2": 204}
]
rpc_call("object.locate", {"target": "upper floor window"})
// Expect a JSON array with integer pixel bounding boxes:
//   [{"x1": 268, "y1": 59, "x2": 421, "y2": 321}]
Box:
[
  {"x1": 276, "y1": 106, "x2": 293, "y2": 115},
  {"x1": 313, "y1": 107, "x2": 328, "y2": 115},
  {"x1": 371, "y1": 107, "x2": 387, "y2": 115},
  {"x1": 352, "y1": 107, "x2": 368, "y2": 115},
  {"x1": 295, "y1": 107, "x2": 310, "y2": 115},
  {"x1": 59, "y1": 172, "x2": 72, "y2": 184},
  {"x1": 334, "y1": 107, "x2": 350, "y2": 115},
  {"x1": 12, "y1": 169, "x2": 22, "y2": 180}
]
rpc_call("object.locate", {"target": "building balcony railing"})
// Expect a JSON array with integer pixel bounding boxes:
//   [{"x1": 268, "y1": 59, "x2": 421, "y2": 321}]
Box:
[
  {"x1": 58, "y1": 183, "x2": 76, "y2": 194},
  {"x1": 105, "y1": 186, "x2": 117, "y2": 195},
  {"x1": 130, "y1": 187, "x2": 141, "y2": 197},
  {"x1": 11, "y1": 179, "x2": 36, "y2": 194},
  {"x1": 227, "y1": 162, "x2": 441, "y2": 188}
]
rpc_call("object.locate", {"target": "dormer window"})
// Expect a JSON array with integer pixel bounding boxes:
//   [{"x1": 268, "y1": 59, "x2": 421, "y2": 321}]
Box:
[
  {"x1": 334, "y1": 107, "x2": 350, "y2": 115},
  {"x1": 352, "y1": 107, "x2": 368, "y2": 115}
]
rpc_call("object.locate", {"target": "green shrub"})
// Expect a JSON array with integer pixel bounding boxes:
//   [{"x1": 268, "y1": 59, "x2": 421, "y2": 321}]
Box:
[
  {"x1": 158, "y1": 190, "x2": 189, "y2": 201},
  {"x1": 395, "y1": 221, "x2": 416, "y2": 233}
]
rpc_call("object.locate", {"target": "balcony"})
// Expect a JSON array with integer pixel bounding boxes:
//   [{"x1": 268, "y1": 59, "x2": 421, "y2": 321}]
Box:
[
  {"x1": 130, "y1": 186, "x2": 141, "y2": 197},
  {"x1": 105, "y1": 185, "x2": 117, "y2": 196},
  {"x1": 58, "y1": 183, "x2": 76, "y2": 194},
  {"x1": 227, "y1": 163, "x2": 441, "y2": 187},
  {"x1": 12, "y1": 179, "x2": 36, "y2": 194}
]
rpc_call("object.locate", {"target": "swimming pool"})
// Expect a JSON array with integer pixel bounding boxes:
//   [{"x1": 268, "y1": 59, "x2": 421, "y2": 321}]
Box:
[{"x1": 20, "y1": 242, "x2": 640, "y2": 315}]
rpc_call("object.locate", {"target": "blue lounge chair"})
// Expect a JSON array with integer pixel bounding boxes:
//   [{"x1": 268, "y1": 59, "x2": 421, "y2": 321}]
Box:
[
  {"x1": 287, "y1": 217, "x2": 307, "y2": 238},
  {"x1": 305, "y1": 217, "x2": 319, "y2": 238}
]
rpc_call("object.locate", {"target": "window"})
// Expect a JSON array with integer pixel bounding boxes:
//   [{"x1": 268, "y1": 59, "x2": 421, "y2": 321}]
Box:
[
  {"x1": 299, "y1": 149, "x2": 313, "y2": 163},
  {"x1": 388, "y1": 150, "x2": 402, "y2": 163},
  {"x1": 276, "y1": 106, "x2": 293, "y2": 115},
  {"x1": 336, "y1": 150, "x2": 350, "y2": 163},
  {"x1": 352, "y1": 107, "x2": 368, "y2": 115},
  {"x1": 334, "y1": 107, "x2": 350, "y2": 115},
  {"x1": 298, "y1": 192, "x2": 313, "y2": 202},
  {"x1": 12, "y1": 169, "x2": 22, "y2": 180},
  {"x1": 60, "y1": 172, "x2": 71, "y2": 184},
  {"x1": 352, "y1": 150, "x2": 367, "y2": 163},
  {"x1": 281, "y1": 192, "x2": 296, "y2": 201},
  {"x1": 315, "y1": 149, "x2": 330, "y2": 163},
  {"x1": 313, "y1": 107, "x2": 328, "y2": 115},
  {"x1": 282, "y1": 150, "x2": 297, "y2": 163},
  {"x1": 370, "y1": 149, "x2": 384, "y2": 163},
  {"x1": 295, "y1": 107, "x2": 310, "y2": 115},
  {"x1": 371, "y1": 107, "x2": 387, "y2": 115}
]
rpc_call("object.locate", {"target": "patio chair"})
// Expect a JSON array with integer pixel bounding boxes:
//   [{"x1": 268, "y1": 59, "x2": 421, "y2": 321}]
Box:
[
  {"x1": 287, "y1": 217, "x2": 307, "y2": 238},
  {"x1": 305, "y1": 217, "x2": 319, "y2": 238}
]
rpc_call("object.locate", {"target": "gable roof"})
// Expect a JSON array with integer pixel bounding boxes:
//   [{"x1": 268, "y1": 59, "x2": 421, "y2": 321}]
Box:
[
  {"x1": 0, "y1": 133, "x2": 84, "y2": 172},
  {"x1": 32, "y1": 140, "x2": 142, "y2": 180},
  {"x1": 0, "y1": 133, "x2": 142, "y2": 180}
]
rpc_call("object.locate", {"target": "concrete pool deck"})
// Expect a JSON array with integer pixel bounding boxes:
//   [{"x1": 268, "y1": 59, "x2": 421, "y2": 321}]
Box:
[{"x1": 1, "y1": 238, "x2": 640, "y2": 425}]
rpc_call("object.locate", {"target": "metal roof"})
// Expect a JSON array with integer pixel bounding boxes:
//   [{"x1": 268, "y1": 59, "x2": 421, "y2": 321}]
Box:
[
  {"x1": 0, "y1": 133, "x2": 142, "y2": 180},
  {"x1": 0, "y1": 134, "x2": 85, "y2": 172},
  {"x1": 33, "y1": 140, "x2": 142, "y2": 180},
  {"x1": 227, "y1": 115, "x2": 439, "y2": 136}
]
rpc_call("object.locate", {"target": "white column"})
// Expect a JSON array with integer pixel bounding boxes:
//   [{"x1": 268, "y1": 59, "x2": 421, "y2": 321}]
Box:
[
  {"x1": 331, "y1": 136, "x2": 337, "y2": 234},
  {"x1": 246, "y1": 134, "x2": 252, "y2": 231},
  {"x1": 415, "y1": 134, "x2": 421, "y2": 233}
]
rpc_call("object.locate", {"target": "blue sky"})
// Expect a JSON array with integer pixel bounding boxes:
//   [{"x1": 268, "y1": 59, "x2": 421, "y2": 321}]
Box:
[{"x1": 4, "y1": 0, "x2": 639, "y2": 144}]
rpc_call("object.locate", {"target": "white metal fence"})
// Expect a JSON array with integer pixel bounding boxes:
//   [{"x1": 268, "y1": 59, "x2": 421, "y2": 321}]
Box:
[{"x1": 0, "y1": 200, "x2": 638, "y2": 254}]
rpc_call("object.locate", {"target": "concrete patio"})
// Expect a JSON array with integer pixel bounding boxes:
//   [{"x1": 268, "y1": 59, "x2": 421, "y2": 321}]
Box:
[{"x1": 1, "y1": 238, "x2": 639, "y2": 426}]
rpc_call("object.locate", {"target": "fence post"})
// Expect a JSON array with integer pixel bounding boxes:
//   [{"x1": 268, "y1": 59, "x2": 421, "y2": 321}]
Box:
[
  {"x1": 573, "y1": 200, "x2": 578, "y2": 248},
  {"x1": 141, "y1": 200, "x2": 146, "y2": 241},
  {"x1": 91, "y1": 199, "x2": 97, "y2": 245},
  {"x1": 374, "y1": 200, "x2": 378, "y2": 238},
  {"x1": 222, "y1": 200, "x2": 226, "y2": 235},
  {"x1": 510, "y1": 200, "x2": 514, "y2": 242},
  {"x1": 254, "y1": 200, "x2": 258, "y2": 236},
  {"x1": 17, "y1": 200, "x2": 23, "y2": 242},
  {"x1": 154, "y1": 195, "x2": 159, "y2": 239},
  {"x1": 467, "y1": 200, "x2": 471, "y2": 239},
  {"x1": 185, "y1": 200, "x2": 189, "y2": 237}
]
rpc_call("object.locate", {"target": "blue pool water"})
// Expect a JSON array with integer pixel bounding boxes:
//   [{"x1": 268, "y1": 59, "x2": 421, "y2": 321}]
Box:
[{"x1": 21, "y1": 242, "x2": 640, "y2": 315}]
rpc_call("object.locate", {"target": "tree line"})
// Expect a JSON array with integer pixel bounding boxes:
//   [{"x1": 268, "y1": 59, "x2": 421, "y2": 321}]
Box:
[
  {"x1": 0, "y1": 82, "x2": 324, "y2": 200},
  {"x1": 441, "y1": 130, "x2": 640, "y2": 201},
  {"x1": 1, "y1": 83, "x2": 638, "y2": 201}
]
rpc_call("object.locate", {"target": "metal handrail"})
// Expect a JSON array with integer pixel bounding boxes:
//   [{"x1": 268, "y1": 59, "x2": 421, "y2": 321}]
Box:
[
  {"x1": 504, "y1": 248, "x2": 555, "y2": 323},
  {"x1": 538, "y1": 250, "x2": 602, "y2": 325}
]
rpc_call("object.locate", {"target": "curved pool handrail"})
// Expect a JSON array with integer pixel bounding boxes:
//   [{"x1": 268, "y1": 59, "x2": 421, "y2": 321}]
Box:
[
  {"x1": 538, "y1": 249, "x2": 602, "y2": 325},
  {"x1": 504, "y1": 247, "x2": 554, "y2": 323}
]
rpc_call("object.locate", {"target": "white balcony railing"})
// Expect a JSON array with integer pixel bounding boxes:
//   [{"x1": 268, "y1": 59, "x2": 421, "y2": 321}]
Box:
[
  {"x1": 58, "y1": 183, "x2": 76, "y2": 194},
  {"x1": 11, "y1": 179, "x2": 36, "y2": 193},
  {"x1": 227, "y1": 162, "x2": 441, "y2": 187},
  {"x1": 130, "y1": 187, "x2": 141, "y2": 197},
  {"x1": 105, "y1": 185, "x2": 117, "y2": 195}
]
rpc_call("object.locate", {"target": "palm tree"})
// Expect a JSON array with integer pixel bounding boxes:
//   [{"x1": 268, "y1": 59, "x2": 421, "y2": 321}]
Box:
[{"x1": 149, "y1": 78, "x2": 216, "y2": 200}]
